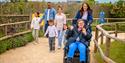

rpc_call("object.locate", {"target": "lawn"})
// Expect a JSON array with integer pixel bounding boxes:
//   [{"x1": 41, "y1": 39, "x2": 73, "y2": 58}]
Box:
[{"x1": 95, "y1": 41, "x2": 125, "y2": 63}]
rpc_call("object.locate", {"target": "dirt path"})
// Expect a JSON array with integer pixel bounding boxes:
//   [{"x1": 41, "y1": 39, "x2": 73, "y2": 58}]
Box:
[
  {"x1": 0, "y1": 38, "x2": 63, "y2": 63},
  {"x1": 0, "y1": 32, "x2": 124, "y2": 63}
]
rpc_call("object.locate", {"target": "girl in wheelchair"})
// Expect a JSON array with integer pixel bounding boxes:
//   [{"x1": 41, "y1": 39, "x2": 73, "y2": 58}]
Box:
[{"x1": 65, "y1": 19, "x2": 92, "y2": 63}]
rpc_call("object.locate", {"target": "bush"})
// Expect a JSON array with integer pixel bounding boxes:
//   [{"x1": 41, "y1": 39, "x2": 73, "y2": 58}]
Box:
[{"x1": 0, "y1": 32, "x2": 33, "y2": 54}]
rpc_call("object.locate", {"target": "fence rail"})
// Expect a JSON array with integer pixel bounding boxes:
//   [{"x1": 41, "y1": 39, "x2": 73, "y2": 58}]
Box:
[
  {"x1": 0, "y1": 17, "x2": 125, "y2": 40},
  {"x1": 94, "y1": 22, "x2": 125, "y2": 63}
]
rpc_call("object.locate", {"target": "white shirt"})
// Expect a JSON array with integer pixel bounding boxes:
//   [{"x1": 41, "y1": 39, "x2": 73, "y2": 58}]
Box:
[
  {"x1": 82, "y1": 11, "x2": 88, "y2": 20},
  {"x1": 31, "y1": 17, "x2": 41, "y2": 29},
  {"x1": 44, "y1": 25, "x2": 58, "y2": 37},
  {"x1": 55, "y1": 13, "x2": 66, "y2": 31},
  {"x1": 47, "y1": 9, "x2": 50, "y2": 21}
]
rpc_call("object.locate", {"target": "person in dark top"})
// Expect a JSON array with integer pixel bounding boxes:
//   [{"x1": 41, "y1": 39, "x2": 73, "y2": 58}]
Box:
[
  {"x1": 72, "y1": 2, "x2": 93, "y2": 33},
  {"x1": 66, "y1": 19, "x2": 92, "y2": 63}
]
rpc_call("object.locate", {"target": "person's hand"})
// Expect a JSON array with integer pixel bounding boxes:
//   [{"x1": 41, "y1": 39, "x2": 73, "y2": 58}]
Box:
[
  {"x1": 55, "y1": 35, "x2": 58, "y2": 38},
  {"x1": 82, "y1": 28, "x2": 87, "y2": 35},
  {"x1": 30, "y1": 26, "x2": 33, "y2": 29},
  {"x1": 70, "y1": 26, "x2": 74, "y2": 30}
]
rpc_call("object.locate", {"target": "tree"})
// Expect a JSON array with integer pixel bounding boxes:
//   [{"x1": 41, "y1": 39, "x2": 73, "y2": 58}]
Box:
[{"x1": 110, "y1": 0, "x2": 125, "y2": 18}]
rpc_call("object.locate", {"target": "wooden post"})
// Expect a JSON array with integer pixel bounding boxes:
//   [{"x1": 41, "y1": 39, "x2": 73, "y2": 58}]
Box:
[
  {"x1": 5, "y1": 25, "x2": 7, "y2": 36},
  {"x1": 94, "y1": 27, "x2": 98, "y2": 53},
  {"x1": 25, "y1": 23, "x2": 28, "y2": 30},
  {"x1": 105, "y1": 37, "x2": 111, "y2": 57},
  {"x1": 115, "y1": 23, "x2": 118, "y2": 37},
  {"x1": 107, "y1": 18, "x2": 109, "y2": 23},
  {"x1": 101, "y1": 32, "x2": 104, "y2": 44}
]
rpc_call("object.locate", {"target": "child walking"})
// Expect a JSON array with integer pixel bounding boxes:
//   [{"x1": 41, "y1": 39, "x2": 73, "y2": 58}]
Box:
[
  {"x1": 31, "y1": 12, "x2": 41, "y2": 43},
  {"x1": 44, "y1": 20, "x2": 58, "y2": 52}
]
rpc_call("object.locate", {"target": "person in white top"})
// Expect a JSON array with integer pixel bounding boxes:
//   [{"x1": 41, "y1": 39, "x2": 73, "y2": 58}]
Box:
[
  {"x1": 31, "y1": 12, "x2": 41, "y2": 43},
  {"x1": 54, "y1": 6, "x2": 66, "y2": 49},
  {"x1": 44, "y1": 20, "x2": 58, "y2": 52}
]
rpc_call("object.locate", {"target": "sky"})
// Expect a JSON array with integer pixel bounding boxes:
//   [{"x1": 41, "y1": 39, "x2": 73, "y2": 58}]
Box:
[{"x1": 0, "y1": 0, "x2": 119, "y2": 3}]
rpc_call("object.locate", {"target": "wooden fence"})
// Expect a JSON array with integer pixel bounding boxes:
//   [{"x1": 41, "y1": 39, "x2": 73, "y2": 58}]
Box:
[
  {"x1": 0, "y1": 15, "x2": 125, "y2": 41},
  {"x1": 94, "y1": 22, "x2": 125, "y2": 63}
]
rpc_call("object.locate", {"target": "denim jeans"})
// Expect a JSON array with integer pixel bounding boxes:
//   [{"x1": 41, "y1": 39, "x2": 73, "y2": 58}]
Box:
[
  {"x1": 67, "y1": 41, "x2": 87, "y2": 62},
  {"x1": 58, "y1": 30, "x2": 63, "y2": 48},
  {"x1": 48, "y1": 37, "x2": 55, "y2": 51},
  {"x1": 44, "y1": 21, "x2": 49, "y2": 33}
]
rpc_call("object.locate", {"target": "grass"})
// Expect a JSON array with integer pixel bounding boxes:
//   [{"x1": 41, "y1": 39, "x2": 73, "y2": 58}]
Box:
[{"x1": 95, "y1": 41, "x2": 125, "y2": 63}]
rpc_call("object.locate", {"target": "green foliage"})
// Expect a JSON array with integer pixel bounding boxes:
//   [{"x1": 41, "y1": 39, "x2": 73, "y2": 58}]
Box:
[
  {"x1": 0, "y1": 33, "x2": 33, "y2": 54},
  {"x1": 39, "y1": 29, "x2": 44, "y2": 37},
  {"x1": 110, "y1": 0, "x2": 125, "y2": 18}
]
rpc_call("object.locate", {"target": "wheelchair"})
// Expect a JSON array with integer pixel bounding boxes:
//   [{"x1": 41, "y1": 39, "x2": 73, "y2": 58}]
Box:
[
  {"x1": 63, "y1": 21, "x2": 92, "y2": 63},
  {"x1": 63, "y1": 40, "x2": 90, "y2": 63}
]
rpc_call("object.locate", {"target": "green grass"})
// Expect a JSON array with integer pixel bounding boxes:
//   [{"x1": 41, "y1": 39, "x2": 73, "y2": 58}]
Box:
[{"x1": 95, "y1": 41, "x2": 125, "y2": 63}]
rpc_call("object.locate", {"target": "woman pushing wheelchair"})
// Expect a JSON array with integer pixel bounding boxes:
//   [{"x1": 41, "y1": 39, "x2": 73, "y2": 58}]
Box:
[{"x1": 63, "y1": 2, "x2": 93, "y2": 63}]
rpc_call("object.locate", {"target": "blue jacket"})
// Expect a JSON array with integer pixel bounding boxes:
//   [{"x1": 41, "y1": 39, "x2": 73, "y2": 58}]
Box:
[
  {"x1": 65, "y1": 25, "x2": 92, "y2": 47},
  {"x1": 72, "y1": 10, "x2": 93, "y2": 26},
  {"x1": 42, "y1": 8, "x2": 56, "y2": 24}
]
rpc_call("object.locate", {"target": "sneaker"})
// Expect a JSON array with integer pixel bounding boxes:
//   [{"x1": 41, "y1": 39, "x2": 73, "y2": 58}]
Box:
[
  {"x1": 58, "y1": 47, "x2": 61, "y2": 49},
  {"x1": 67, "y1": 57, "x2": 72, "y2": 63},
  {"x1": 52, "y1": 50, "x2": 55, "y2": 53}
]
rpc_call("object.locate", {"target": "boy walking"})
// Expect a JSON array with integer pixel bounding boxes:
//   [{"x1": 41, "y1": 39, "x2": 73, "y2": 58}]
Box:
[{"x1": 44, "y1": 20, "x2": 58, "y2": 52}]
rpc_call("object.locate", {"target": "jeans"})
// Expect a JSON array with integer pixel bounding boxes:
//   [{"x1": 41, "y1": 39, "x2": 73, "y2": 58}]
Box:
[
  {"x1": 58, "y1": 30, "x2": 63, "y2": 48},
  {"x1": 44, "y1": 21, "x2": 49, "y2": 33},
  {"x1": 32, "y1": 29, "x2": 39, "y2": 42},
  {"x1": 48, "y1": 37, "x2": 55, "y2": 51},
  {"x1": 67, "y1": 41, "x2": 87, "y2": 62}
]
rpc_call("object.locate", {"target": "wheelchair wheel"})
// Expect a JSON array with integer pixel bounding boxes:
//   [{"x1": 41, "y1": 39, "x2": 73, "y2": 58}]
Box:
[{"x1": 63, "y1": 48, "x2": 68, "y2": 63}]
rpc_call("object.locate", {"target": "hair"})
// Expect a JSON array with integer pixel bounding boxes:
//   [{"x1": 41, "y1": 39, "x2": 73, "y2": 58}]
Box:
[
  {"x1": 80, "y1": 2, "x2": 92, "y2": 15},
  {"x1": 48, "y1": 20, "x2": 54, "y2": 24},
  {"x1": 57, "y1": 5, "x2": 63, "y2": 10},
  {"x1": 77, "y1": 19, "x2": 84, "y2": 23},
  {"x1": 47, "y1": 2, "x2": 51, "y2": 4},
  {"x1": 36, "y1": 12, "x2": 40, "y2": 17},
  {"x1": 77, "y1": 19, "x2": 86, "y2": 28}
]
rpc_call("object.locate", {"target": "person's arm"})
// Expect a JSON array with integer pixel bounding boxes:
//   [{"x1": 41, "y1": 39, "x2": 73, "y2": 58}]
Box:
[
  {"x1": 72, "y1": 10, "x2": 80, "y2": 25},
  {"x1": 54, "y1": 15, "x2": 57, "y2": 26},
  {"x1": 88, "y1": 10, "x2": 93, "y2": 25},
  {"x1": 53, "y1": 8, "x2": 56, "y2": 19},
  {"x1": 63, "y1": 14, "x2": 66, "y2": 25},
  {"x1": 44, "y1": 27, "x2": 49, "y2": 36},
  {"x1": 54, "y1": 26, "x2": 58, "y2": 37},
  {"x1": 40, "y1": 9, "x2": 46, "y2": 23}
]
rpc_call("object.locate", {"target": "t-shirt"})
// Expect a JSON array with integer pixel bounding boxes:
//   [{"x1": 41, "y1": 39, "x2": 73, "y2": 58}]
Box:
[
  {"x1": 31, "y1": 17, "x2": 41, "y2": 29},
  {"x1": 55, "y1": 13, "x2": 66, "y2": 31},
  {"x1": 45, "y1": 25, "x2": 58, "y2": 37}
]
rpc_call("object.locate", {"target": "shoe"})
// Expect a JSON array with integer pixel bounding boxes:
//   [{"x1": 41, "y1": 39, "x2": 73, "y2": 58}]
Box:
[
  {"x1": 58, "y1": 46, "x2": 61, "y2": 49},
  {"x1": 52, "y1": 50, "x2": 55, "y2": 53},
  {"x1": 80, "y1": 61, "x2": 85, "y2": 63},
  {"x1": 67, "y1": 57, "x2": 72, "y2": 63}
]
